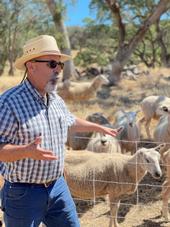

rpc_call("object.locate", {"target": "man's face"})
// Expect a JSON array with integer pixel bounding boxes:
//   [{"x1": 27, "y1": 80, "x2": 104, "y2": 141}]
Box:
[{"x1": 26, "y1": 55, "x2": 64, "y2": 94}]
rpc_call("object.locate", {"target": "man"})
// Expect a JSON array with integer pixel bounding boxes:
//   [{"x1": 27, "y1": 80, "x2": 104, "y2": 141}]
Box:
[{"x1": 0, "y1": 35, "x2": 119, "y2": 227}]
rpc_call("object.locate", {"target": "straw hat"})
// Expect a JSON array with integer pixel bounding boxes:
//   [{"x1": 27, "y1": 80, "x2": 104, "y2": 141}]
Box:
[{"x1": 15, "y1": 35, "x2": 71, "y2": 70}]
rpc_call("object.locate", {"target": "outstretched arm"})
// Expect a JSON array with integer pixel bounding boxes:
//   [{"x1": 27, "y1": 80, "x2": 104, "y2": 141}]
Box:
[{"x1": 69, "y1": 117, "x2": 122, "y2": 137}]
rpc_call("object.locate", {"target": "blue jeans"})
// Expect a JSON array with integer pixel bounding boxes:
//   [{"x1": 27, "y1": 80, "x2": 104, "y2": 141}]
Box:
[{"x1": 1, "y1": 176, "x2": 80, "y2": 227}]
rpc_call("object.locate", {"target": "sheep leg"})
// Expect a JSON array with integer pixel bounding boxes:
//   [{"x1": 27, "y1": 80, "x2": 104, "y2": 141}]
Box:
[
  {"x1": 108, "y1": 194, "x2": 120, "y2": 227},
  {"x1": 145, "y1": 119, "x2": 151, "y2": 139},
  {"x1": 162, "y1": 179, "x2": 170, "y2": 221}
]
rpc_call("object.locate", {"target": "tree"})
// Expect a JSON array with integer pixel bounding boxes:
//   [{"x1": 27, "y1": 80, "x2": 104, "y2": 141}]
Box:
[
  {"x1": 46, "y1": 0, "x2": 78, "y2": 81},
  {"x1": 0, "y1": 2, "x2": 8, "y2": 76},
  {"x1": 134, "y1": 28, "x2": 160, "y2": 67},
  {"x1": 156, "y1": 18, "x2": 170, "y2": 67},
  {"x1": 90, "y1": 0, "x2": 170, "y2": 84}
]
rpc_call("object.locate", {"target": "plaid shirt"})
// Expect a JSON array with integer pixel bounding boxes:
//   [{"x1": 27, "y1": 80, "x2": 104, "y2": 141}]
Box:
[{"x1": 0, "y1": 79, "x2": 75, "y2": 183}]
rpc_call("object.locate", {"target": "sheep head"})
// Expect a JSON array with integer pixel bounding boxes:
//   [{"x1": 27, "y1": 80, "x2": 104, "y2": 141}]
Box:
[
  {"x1": 136, "y1": 144, "x2": 164, "y2": 179},
  {"x1": 156, "y1": 104, "x2": 170, "y2": 116}
]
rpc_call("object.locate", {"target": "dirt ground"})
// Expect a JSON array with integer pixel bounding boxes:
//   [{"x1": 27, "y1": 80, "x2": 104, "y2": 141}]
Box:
[
  {"x1": 1, "y1": 67, "x2": 170, "y2": 227},
  {"x1": 77, "y1": 174, "x2": 170, "y2": 227},
  {"x1": 70, "y1": 68, "x2": 170, "y2": 227}
]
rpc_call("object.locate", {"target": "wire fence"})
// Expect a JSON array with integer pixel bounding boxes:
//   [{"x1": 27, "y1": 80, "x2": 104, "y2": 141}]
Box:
[{"x1": 66, "y1": 135, "x2": 170, "y2": 226}]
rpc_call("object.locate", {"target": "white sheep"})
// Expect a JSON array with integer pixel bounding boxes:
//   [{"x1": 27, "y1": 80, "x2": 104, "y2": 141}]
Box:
[
  {"x1": 64, "y1": 144, "x2": 164, "y2": 227},
  {"x1": 139, "y1": 95, "x2": 170, "y2": 139},
  {"x1": 57, "y1": 74, "x2": 109, "y2": 101},
  {"x1": 86, "y1": 132, "x2": 121, "y2": 153},
  {"x1": 114, "y1": 110, "x2": 140, "y2": 154},
  {"x1": 153, "y1": 111, "x2": 170, "y2": 221},
  {"x1": 67, "y1": 112, "x2": 111, "y2": 150},
  {"x1": 161, "y1": 149, "x2": 170, "y2": 221},
  {"x1": 153, "y1": 107, "x2": 170, "y2": 151}
]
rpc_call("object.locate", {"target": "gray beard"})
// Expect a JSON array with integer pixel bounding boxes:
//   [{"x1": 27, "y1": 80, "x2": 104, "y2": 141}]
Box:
[
  {"x1": 45, "y1": 72, "x2": 59, "y2": 93},
  {"x1": 45, "y1": 82, "x2": 57, "y2": 93}
]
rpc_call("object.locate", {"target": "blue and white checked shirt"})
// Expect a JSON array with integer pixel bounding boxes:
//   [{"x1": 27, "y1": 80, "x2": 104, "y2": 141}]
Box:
[{"x1": 0, "y1": 79, "x2": 75, "y2": 183}]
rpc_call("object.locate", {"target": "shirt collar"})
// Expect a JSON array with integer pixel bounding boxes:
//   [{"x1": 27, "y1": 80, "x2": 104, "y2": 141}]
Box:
[{"x1": 23, "y1": 79, "x2": 55, "y2": 104}]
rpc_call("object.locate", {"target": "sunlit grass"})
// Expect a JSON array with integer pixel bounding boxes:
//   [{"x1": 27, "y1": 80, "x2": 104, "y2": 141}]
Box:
[{"x1": 1, "y1": 64, "x2": 170, "y2": 132}]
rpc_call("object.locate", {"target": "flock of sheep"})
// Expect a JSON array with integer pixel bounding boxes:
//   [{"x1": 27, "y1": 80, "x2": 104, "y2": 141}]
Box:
[
  {"x1": 1, "y1": 77, "x2": 170, "y2": 227},
  {"x1": 65, "y1": 95, "x2": 170, "y2": 227}
]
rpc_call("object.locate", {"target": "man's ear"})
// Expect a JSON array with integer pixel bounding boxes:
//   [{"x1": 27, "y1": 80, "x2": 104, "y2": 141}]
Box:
[{"x1": 26, "y1": 62, "x2": 35, "y2": 72}]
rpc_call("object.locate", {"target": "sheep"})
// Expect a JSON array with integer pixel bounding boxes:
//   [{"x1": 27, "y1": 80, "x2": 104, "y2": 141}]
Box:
[
  {"x1": 64, "y1": 144, "x2": 164, "y2": 227},
  {"x1": 86, "y1": 132, "x2": 121, "y2": 153},
  {"x1": 153, "y1": 106, "x2": 170, "y2": 151},
  {"x1": 161, "y1": 149, "x2": 170, "y2": 221},
  {"x1": 57, "y1": 74, "x2": 109, "y2": 101},
  {"x1": 153, "y1": 112, "x2": 170, "y2": 221},
  {"x1": 139, "y1": 95, "x2": 170, "y2": 139},
  {"x1": 114, "y1": 110, "x2": 140, "y2": 154},
  {"x1": 67, "y1": 112, "x2": 112, "y2": 150}
]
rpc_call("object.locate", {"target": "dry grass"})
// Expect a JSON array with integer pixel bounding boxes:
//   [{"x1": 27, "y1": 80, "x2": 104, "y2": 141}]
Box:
[
  {"x1": 0, "y1": 66, "x2": 23, "y2": 94},
  {"x1": 1, "y1": 65, "x2": 170, "y2": 226}
]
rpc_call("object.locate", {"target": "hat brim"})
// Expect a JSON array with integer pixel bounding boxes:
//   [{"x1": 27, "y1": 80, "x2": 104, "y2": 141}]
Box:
[{"x1": 15, "y1": 51, "x2": 72, "y2": 70}]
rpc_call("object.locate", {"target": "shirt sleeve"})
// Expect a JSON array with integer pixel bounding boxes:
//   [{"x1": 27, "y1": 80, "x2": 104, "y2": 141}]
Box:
[
  {"x1": 57, "y1": 95, "x2": 76, "y2": 127},
  {"x1": 65, "y1": 108, "x2": 76, "y2": 127},
  {"x1": 0, "y1": 100, "x2": 18, "y2": 144},
  {"x1": 62, "y1": 103, "x2": 76, "y2": 127}
]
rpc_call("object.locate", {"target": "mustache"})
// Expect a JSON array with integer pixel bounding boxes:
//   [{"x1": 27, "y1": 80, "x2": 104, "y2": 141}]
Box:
[
  {"x1": 49, "y1": 72, "x2": 60, "y2": 84},
  {"x1": 51, "y1": 72, "x2": 59, "y2": 79}
]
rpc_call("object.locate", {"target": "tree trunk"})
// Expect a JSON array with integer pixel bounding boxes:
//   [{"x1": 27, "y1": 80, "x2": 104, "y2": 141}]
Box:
[
  {"x1": 156, "y1": 19, "x2": 170, "y2": 67},
  {"x1": 0, "y1": 61, "x2": 6, "y2": 76},
  {"x1": 106, "y1": 0, "x2": 170, "y2": 85},
  {"x1": 46, "y1": 0, "x2": 78, "y2": 81}
]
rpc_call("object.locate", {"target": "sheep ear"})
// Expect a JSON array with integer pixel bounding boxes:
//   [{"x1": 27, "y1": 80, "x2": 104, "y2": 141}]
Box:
[{"x1": 155, "y1": 144, "x2": 166, "y2": 152}]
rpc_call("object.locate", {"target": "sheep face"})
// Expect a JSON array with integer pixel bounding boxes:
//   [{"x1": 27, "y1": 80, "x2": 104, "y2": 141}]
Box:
[
  {"x1": 137, "y1": 145, "x2": 163, "y2": 179},
  {"x1": 115, "y1": 111, "x2": 140, "y2": 153},
  {"x1": 116, "y1": 111, "x2": 139, "y2": 130},
  {"x1": 86, "y1": 133, "x2": 120, "y2": 153},
  {"x1": 98, "y1": 74, "x2": 109, "y2": 85},
  {"x1": 126, "y1": 111, "x2": 139, "y2": 127},
  {"x1": 156, "y1": 105, "x2": 170, "y2": 116}
]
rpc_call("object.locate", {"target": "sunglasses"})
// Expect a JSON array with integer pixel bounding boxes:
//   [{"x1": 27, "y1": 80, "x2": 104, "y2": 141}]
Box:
[{"x1": 31, "y1": 59, "x2": 64, "y2": 69}]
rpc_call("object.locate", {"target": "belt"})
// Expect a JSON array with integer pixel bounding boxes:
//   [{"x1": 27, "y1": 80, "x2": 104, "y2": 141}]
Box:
[{"x1": 5, "y1": 179, "x2": 56, "y2": 188}]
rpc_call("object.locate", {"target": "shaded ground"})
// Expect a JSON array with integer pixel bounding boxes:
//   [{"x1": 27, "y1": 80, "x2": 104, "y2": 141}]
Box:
[
  {"x1": 1, "y1": 68, "x2": 170, "y2": 226},
  {"x1": 75, "y1": 174, "x2": 170, "y2": 227}
]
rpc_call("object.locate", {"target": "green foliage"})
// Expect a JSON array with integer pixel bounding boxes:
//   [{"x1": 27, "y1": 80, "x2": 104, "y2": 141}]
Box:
[
  {"x1": 0, "y1": 0, "x2": 170, "y2": 74},
  {"x1": 70, "y1": 22, "x2": 117, "y2": 67},
  {"x1": 74, "y1": 48, "x2": 110, "y2": 67}
]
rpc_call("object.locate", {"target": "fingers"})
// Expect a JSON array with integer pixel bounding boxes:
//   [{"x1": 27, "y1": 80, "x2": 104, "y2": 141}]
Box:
[
  {"x1": 36, "y1": 148, "x2": 58, "y2": 160},
  {"x1": 34, "y1": 150, "x2": 58, "y2": 160},
  {"x1": 40, "y1": 154, "x2": 58, "y2": 160},
  {"x1": 27, "y1": 137, "x2": 58, "y2": 161},
  {"x1": 103, "y1": 126, "x2": 123, "y2": 137},
  {"x1": 108, "y1": 130, "x2": 117, "y2": 137}
]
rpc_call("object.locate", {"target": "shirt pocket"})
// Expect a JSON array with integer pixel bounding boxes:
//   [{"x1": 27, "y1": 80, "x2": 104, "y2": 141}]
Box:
[{"x1": 18, "y1": 118, "x2": 42, "y2": 144}]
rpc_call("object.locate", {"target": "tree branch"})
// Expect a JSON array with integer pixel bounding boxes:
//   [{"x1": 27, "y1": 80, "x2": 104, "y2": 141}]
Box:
[{"x1": 105, "y1": 0, "x2": 126, "y2": 47}]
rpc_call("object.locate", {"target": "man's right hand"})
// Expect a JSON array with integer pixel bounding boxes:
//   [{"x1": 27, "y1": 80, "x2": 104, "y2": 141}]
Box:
[{"x1": 25, "y1": 137, "x2": 58, "y2": 161}]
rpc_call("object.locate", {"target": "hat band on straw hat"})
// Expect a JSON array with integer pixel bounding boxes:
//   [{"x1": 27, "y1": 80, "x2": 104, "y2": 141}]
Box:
[{"x1": 15, "y1": 35, "x2": 71, "y2": 70}]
